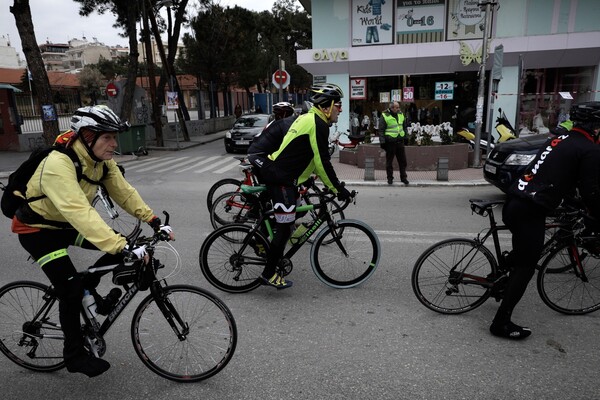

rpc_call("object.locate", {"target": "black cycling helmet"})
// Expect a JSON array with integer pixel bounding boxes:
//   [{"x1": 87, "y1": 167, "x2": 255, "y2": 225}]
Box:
[
  {"x1": 71, "y1": 105, "x2": 130, "y2": 135},
  {"x1": 570, "y1": 101, "x2": 600, "y2": 133},
  {"x1": 309, "y1": 83, "x2": 344, "y2": 107},
  {"x1": 273, "y1": 102, "x2": 294, "y2": 119}
]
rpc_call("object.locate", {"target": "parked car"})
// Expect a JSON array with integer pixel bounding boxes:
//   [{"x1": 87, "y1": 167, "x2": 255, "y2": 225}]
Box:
[
  {"x1": 483, "y1": 133, "x2": 553, "y2": 192},
  {"x1": 224, "y1": 114, "x2": 271, "y2": 153}
]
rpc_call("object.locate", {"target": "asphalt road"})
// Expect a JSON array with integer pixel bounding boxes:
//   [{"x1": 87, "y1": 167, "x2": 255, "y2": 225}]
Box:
[{"x1": 0, "y1": 142, "x2": 598, "y2": 400}]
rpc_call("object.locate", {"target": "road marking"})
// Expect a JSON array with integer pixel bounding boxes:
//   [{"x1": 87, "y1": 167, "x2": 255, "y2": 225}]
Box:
[
  {"x1": 135, "y1": 157, "x2": 191, "y2": 172},
  {"x1": 194, "y1": 157, "x2": 237, "y2": 173},
  {"x1": 214, "y1": 161, "x2": 243, "y2": 174},
  {"x1": 174, "y1": 156, "x2": 220, "y2": 173}
]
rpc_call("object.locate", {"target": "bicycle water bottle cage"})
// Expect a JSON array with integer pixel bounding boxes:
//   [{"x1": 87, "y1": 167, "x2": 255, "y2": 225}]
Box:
[{"x1": 241, "y1": 184, "x2": 266, "y2": 194}]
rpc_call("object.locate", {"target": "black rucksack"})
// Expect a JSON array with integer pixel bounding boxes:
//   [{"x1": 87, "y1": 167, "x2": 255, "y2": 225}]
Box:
[{"x1": 1, "y1": 145, "x2": 106, "y2": 225}]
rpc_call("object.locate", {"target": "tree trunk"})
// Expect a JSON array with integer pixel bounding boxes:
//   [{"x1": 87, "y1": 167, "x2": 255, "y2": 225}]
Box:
[
  {"x1": 120, "y1": 2, "x2": 139, "y2": 124},
  {"x1": 10, "y1": 0, "x2": 58, "y2": 146}
]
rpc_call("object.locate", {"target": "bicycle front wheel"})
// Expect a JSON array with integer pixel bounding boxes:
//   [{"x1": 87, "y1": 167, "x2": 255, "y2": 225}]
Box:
[
  {"x1": 310, "y1": 219, "x2": 381, "y2": 288},
  {"x1": 131, "y1": 284, "x2": 237, "y2": 383},
  {"x1": 411, "y1": 238, "x2": 496, "y2": 314},
  {"x1": 199, "y1": 224, "x2": 269, "y2": 293},
  {"x1": 206, "y1": 178, "x2": 242, "y2": 212},
  {"x1": 537, "y1": 243, "x2": 600, "y2": 315},
  {"x1": 0, "y1": 281, "x2": 64, "y2": 372},
  {"x1": 92, "y1": 193, "x2": 141, "y2": 239}
]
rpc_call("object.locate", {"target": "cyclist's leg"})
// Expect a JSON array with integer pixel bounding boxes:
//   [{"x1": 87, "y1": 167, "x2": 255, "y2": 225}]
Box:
[
  {"x1": 262, "y1": 185, "x2": 296, "y2": 289},
  {"x1": 491, "y1": 197, "x2": 545, "y2": 339},
  {"x1": 18, "y1": 230, "x2": 110, "y2": 377}
]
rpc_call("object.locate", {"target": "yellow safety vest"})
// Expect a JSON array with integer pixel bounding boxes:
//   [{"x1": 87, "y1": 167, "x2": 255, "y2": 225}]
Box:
[{"x1": 383, "y1": 112, "x2": 405, "y2": 138}]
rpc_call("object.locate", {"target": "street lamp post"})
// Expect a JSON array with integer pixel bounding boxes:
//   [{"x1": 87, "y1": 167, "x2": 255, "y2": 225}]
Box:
[{"x1": 472, "y1": 1, "x2": 496, "y2": 168}]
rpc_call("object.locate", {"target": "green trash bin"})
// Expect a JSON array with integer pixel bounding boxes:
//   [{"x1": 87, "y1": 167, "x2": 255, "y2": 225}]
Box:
[{"x1": 117, "y1": 124, "x2": 146, "y2": 154}]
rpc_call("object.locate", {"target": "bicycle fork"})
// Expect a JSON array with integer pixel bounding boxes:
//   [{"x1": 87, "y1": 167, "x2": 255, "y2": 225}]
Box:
[{"x1": 151, "y1": 283, "x2": 189, "y2": 340}]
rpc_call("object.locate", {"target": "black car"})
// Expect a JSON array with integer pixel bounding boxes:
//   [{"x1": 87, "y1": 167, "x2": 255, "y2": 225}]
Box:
[
  {"x1": 224, "y1": 114, "x2": 270, "y2": 153},
  {"x1": 483, "y1": 133, "x2": 553, "y2": 192}
]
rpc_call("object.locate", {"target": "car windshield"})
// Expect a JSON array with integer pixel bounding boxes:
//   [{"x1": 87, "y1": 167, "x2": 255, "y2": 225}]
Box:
[{"x1": 233, "y1": 115, "x2": 269, "y2": 128}]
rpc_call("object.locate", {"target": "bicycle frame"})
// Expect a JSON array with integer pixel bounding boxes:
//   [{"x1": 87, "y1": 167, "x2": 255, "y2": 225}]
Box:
[{"x1": 239, "y1": 190, "x2": 343, "y2": 262}]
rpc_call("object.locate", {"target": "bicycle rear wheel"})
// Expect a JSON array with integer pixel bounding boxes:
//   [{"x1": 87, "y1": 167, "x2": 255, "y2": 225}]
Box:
[
  {"x1": 210, "y1": 191, "x2": 254, "y2": 230},
  {"x1": 92, "y1": 193, "x2": 141, "y2": 239},
  {"x1": 0, "y1": 281, "x2": 64, "y2": 372},
  {"x1": 199, "y1": 224, "x2": 268, "y2": 293},
  {"x1": 310, "y1": 219, "x2": 380, "y2": 288},
  {"x1": 131, "y1": 284, "x2": 237, "y2": 382},
  {"x1": 411, "y1": 238, "x2": 495, "y2": 314},
  {"x1": 206, "y1": 178, "x2": 242, "y2": 212},
  {"x1": 537, "y1": 242, "x2": 600, "y2": 315}
]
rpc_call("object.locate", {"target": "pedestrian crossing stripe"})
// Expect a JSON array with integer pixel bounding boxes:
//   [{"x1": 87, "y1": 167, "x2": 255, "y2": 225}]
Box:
[{"x1": 122, "y1": 155, "x2": 244, "y2": 175}]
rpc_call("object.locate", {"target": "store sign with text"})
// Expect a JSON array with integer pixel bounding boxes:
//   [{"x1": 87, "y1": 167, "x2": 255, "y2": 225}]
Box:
[
  {"x1": 351, "y1": 0, "x2": 394, "y2": 46},
  {"x1": 350, "y1": 78, "x2": 367, "y2": 100},
  {"x1": 434, "y1": 81, "x2": 454, "y2": 100},
  {"x1": 402, "y1": 87, "x2": 414, "y2": 102},
  {"x1": 446, "y1": 0, "x2": 492, "y2": 41},
  {"x1": 396, "y1": 0, "x2": 445, "y2": 35}
]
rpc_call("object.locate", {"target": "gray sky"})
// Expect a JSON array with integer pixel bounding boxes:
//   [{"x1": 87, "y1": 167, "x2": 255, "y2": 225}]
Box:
[{"x1": 1, "y1": 0, "x2": 298, "y2": 60}]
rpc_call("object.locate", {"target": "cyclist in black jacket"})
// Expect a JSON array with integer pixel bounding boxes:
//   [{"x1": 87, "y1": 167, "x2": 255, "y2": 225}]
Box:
[
  {"x1": 491, "y1": 102, "x2": 600, "y2": 340},
  {"x1": 248, "y1": 102, "x2": 296, "y2": 182}
]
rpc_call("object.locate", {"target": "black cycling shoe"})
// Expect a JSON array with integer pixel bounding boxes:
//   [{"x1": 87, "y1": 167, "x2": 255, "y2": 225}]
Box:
[
  {"x1": 66, "y1": 354, "x2": 110, "y2": 377},
  {"x1": 489, "y1": 321, "x2": 532, "y2": 340}
]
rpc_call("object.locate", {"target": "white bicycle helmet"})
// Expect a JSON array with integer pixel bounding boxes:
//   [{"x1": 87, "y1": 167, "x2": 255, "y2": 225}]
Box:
[{"x1": 71, "y1": 105, "x2": 129, "y2": 135}]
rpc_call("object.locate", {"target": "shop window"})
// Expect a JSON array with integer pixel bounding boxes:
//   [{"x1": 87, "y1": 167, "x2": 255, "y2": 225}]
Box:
[{"x1": 518, "y1": 66, "x2": 594, "y2": 134}]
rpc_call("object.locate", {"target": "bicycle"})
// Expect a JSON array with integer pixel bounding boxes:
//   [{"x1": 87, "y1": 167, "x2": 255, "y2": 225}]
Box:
[
  {"x1": 0, "y1": 212, "x2": 238, "y2": 382},
  {"x1": 199, "y1": 186, "x2": 381, "y2": 293},
  {"x1": 411, "y1": 199, "x2": 600, "y2": 315},
  {"x1": 206, "y1": 157, "x2": 257, "y2": 212},
  {"x1": 209, "y1": 178, "x2": 347, "y2": 241}
]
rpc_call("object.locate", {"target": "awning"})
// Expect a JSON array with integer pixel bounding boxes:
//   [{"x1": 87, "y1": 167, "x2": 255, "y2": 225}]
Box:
[{"x1": 0, "y1": 83, "x2": 23, "y2": 93}]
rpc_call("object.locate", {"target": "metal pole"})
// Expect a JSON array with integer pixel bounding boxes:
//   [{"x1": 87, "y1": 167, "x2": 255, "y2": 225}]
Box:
[
  {"x1": 472, "y1": 1, "x2": 495, "y2": 167},
  {"x1": 278, "y1": 54, "x2": 283, "y2": 103}
]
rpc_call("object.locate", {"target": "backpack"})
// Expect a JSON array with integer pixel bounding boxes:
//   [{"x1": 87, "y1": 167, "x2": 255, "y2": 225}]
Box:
[{"x1": 1, "y1": 137, "x2": 108, "y2": 226}]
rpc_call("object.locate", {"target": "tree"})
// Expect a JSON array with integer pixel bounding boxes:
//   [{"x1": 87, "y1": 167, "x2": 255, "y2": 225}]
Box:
[
  {"x1": 10, "y1": 0, "x2": 59, "y2": 145},
  {"x1": 73, "y1": 0, "x2": 140, "y2": 122},
  {"x1": 79, "y1": 66, "x2": 105, "y2": 105}
]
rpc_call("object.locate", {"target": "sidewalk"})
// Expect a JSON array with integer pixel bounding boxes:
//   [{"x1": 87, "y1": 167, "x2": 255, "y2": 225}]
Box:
[{"x1": 0, "y1": 130, "x2": 489, "y2": 187}]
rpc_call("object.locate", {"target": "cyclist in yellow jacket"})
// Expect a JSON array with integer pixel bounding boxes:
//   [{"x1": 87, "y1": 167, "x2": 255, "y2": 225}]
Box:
[{"x1": 12, "y1": 105, "x2": 173, "y2": 377}]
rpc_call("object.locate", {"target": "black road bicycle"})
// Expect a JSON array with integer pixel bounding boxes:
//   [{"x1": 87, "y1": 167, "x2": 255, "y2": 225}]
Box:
[
  {"x1": 411, "y1": 199, "x2": 600, "y2": 315},
  {"x1": 0, "y1": 213, "x2": 237, "y2": 382},
  {"x1": 199, "y1": 186, "x2": 381, "y2": 293}
]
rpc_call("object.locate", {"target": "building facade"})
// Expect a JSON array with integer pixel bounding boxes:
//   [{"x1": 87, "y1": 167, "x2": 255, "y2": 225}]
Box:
[{"x1": 297, "y1": 0, "x2": 600, "y2": 139}]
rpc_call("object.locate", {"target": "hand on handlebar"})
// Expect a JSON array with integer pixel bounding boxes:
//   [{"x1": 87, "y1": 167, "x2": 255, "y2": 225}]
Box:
[
  {"x1": 158, "y1": 224, "x2": 175, "y2": 241},
  {"x1": 123, "y1": 244, "x2": 149, "y2": 264}
]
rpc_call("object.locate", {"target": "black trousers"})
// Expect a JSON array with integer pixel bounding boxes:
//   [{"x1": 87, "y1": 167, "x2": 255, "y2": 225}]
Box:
[
  {"x1": 383, "y1": 140, "x2": 407, "y2": 181},
  {"x1": 495, "y1": 196, "x2": 547, "y2": 323},
  {"x1": 19, "y1": 229, "x2": 123, "y2": 362}
]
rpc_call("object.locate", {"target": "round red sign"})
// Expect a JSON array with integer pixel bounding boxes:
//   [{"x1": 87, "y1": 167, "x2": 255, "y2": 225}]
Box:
[{"x1": 106, "y1": 83, "x2": 118, "y2": 97}]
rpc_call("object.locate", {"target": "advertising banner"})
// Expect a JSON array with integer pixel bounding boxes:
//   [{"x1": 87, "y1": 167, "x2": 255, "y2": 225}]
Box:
[
  {"x1": 351, "y1": 0, "x2": 394, "y2": 46},
  {"x1": 350, "y1": 78, "x2": 367, "y2": 100},
  {"x1": 396, "y1": 0, "x2": 445, "y2": 35},
  {"x1": 446, "y1": 0, "x2": 492, "y2": 41}
]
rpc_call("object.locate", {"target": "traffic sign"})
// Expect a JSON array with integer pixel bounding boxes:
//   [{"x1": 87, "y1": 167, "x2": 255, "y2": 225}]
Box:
[
  {"x1": 272, "y1": 69, "x2": 290, "y2": 89},
  {"x1": 106, "y1": 82, "x2": 118, "y2": 97}
]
